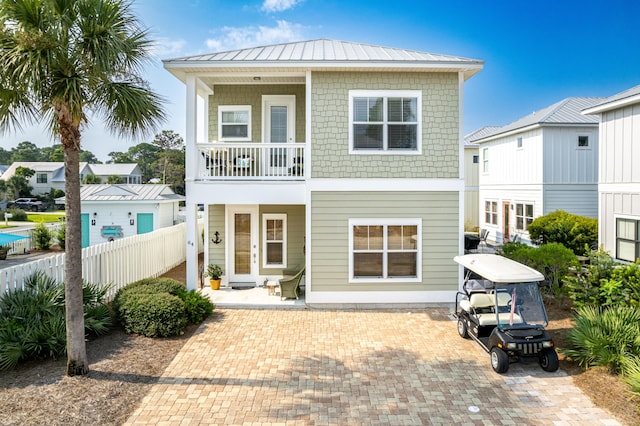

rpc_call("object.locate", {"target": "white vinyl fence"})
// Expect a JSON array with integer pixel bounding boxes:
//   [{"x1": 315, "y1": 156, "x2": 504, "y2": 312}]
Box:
[
  {"x1": 2, "y1": 223, "x2": 64, "y2": 254},
  {"x1": 0, "y1": 222, "x2": 203, "y2": 301}
]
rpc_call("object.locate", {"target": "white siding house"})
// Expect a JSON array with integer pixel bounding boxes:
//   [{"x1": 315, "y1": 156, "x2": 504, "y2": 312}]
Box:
[
  {"x1": 583, "y1": 85, "x2": 640, "y2": 262},
  {"x1": 463, "y1": 127, "x2": 499, "y2": 231},
  {"x1": 470, "y1": 97, "x2": 603, "y2": 244},
  {"x1": 163, "y1": 39, "x2": 484, "y2": 305}
]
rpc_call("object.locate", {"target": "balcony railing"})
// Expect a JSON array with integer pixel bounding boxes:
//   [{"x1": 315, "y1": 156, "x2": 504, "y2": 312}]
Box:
[{"x1": 197, "y1": 143, "x2": 305, "y2": 180}]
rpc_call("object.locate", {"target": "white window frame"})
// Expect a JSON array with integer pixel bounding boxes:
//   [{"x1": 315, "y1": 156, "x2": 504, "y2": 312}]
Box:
[
  {"x1": 262, "y1": 213, "x2": 287, "y2": 268},
  {"x1": 515, "y1": 203, "x2": 534, "y2": 231},
  {"x1": 218, "y1": 105, "x2": 252, "y2": 141},
  {"x1": 482, "y1": 147, "x2": 489, "y2": 173},
  {"x1": 485, "y1": 201, "x2": 498, "y2": 225},
  {"x1": 577, "y1": 135, "x2": 590, "y2": 149},
  {"x1": 348, "y1": 218, "x2": 422, "y2": 283},
  {"x1": 36, "y1": 173, "x2": 48, "y2": 184},
  {"x1": 615, "y1": 215, "x2": 640, "y2": 262},
  {"x1": 516, "y1": 137, "x2": 523, "y2": 149},
  {"x1": 348, "y1": 90, "x2": 422, "y2": 155}
]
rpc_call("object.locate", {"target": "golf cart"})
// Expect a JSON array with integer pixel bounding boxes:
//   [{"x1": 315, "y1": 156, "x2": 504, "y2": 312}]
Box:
[{"x1": 453, "y1": 254, "x2": 558, "y2": 374}]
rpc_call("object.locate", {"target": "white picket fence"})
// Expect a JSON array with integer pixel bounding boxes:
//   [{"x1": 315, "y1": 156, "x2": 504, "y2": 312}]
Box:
[
  {"x1": 0, "y1": 222, "x2": 202, "y2": 302},
  {"x1": 1, "y1": 223, "x2": 64, "y2": 254}
]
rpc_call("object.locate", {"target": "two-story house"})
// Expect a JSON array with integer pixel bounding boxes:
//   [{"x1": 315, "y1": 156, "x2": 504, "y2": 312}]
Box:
[
  {"x1": 463, "y1": 127, "x2": 499, "y2": 231},
  {"x1": 469, "y1": 97, "x2": 603, "y2": 244},
  {"x1": 164, "y1": 39, "x2": 483, "y2": 304},
  {"x1": 583, "y1": 85, "x2": 640, "y2": 262}
]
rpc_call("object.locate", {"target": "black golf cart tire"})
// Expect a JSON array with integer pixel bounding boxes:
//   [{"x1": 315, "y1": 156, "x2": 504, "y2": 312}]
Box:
[
  {"x1": 457, "y1": 317, "x2": 469, "y2": 339},
  {"x1": 539, "y1": 348, "x2": 559, "y2": 372},
  {"x1": 490, "y1": 347, "x2": 509, "y2": 374}
]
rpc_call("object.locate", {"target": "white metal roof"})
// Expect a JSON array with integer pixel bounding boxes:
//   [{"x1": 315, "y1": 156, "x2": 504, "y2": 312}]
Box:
[
  {"x1": 87, "y1": 163, "x2": 141, "y2": 176},
  {"x1": 56, "y1": 184, "x2": 183, "y2": 203},
  {"x1": 163, "y1": 39, "x2": 484, "y2": 81},
  {"x1": 582, "y1": 84, "x2": 640, "y2": 115},
  {"x1": 469, "y1": 97, "x2": 604, "y2": 143},
  {"x1": 454, "y1": 254, "x2": 544, "y2": 283}
]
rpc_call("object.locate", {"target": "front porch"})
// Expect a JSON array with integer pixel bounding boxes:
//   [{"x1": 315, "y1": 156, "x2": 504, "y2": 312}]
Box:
[{"x1": 201, "y1": 284, "x2": 306, "y2": 308}]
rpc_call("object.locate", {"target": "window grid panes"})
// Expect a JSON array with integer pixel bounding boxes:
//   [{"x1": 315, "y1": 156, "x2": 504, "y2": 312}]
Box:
[
  {"x1": 483, "y1": 148, "x2": 489, "y2": 173},
  {"x1": 616, "y1": 218, "x2": 640, "y2": 262},
  {"x1": 485, "y1": 201, "x2": 498, "y2": 225},
  {"x1": 515, "y1": 203, "x2": 534, "y2": 231},
  {"x1": 263, "y1": 214, "x2": 286, "y2": 268},
  {"x1": 36, "y1": 173, "x2": 47, "y2": 184},
  {"x1": 352, "y1": 223, "x2": 419, "y2": 280},
  {"x1": 351, "y1": 92, "x2": 420, "y2": 152}
]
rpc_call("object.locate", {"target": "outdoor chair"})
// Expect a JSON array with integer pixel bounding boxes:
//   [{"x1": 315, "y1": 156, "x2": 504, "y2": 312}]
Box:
[
  {"x1": 479, "y1": 229, "x2": 492, "y2": 253},
  {"x1": 279, "y1": 267, "x2": 305, "y2": 300}
]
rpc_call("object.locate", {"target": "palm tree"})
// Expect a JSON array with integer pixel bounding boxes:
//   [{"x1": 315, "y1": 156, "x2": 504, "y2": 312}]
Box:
[{"x1": 0, "y1": 0, "x2": 165, "y2": 375}]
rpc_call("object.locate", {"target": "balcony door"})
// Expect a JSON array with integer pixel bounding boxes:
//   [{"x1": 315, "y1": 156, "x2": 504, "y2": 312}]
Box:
[
  {"x1": 227, "y1": 205, "x2": 259, "y2": 284},
  {"x1": 263, "y1": 95, "x2": 295, "y2": 176}
]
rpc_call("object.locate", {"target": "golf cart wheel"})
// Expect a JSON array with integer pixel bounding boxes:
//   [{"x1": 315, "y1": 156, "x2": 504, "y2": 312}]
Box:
[
  {"x1": 457, "y1": 317, "x2": 469, "y2": 339},
  {"x1": 539, "y1": 348, "x2": 559, "y2": 372},
  {"x1": 490, "y1": 347, "x2": 509, "y2": 374}
]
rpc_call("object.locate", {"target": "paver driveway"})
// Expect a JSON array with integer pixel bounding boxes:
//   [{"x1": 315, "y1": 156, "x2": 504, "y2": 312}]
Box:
[{"x1": 125, "y1": 308, "x2": 621, "y2": 425}]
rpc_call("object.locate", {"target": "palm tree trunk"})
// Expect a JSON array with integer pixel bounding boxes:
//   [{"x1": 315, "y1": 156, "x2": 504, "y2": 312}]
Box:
[{"x1": 64, "y1": 145, "x2": 88, "y2": 375}]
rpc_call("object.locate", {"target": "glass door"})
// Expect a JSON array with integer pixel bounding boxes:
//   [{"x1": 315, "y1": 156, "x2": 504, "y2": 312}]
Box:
[
  {"x1": 263, "y1": 95, "x2": 295, "y2": 176},
  {"x1": 227, "y1": 205, "x2": 258, "y2": 283}
]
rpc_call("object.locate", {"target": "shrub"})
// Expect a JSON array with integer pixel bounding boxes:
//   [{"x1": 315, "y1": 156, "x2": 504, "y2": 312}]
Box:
[
  {"x1": 32, "y1": 222, "x2": 52, "y2": 250},
  {"x1": 498, "y1": 242, "x2": 579, "y2": 296},
  {"x1": 183, "y1": 290, "x2": 214, "y2": 324},
  {"x1": 527, "y1": 210, "x2": 597, "y2": 255},
  {"x1": 0, "y1": 272, "x2": 111, "y2": 370},
  {"x1": 561, "y1": 305, "x2": 640, "y2": 374},
  {"x1": 623, "y1": 356, "x2": 640, "y2": 402},
  {"x1": 3, "y1": 208, "x2": 27, "y2": 221},
  {"x1": 56, "y1": 223, "x2": 66, "y2": 249},
  {"x1": 118, "y1": 292, "x2": 187, "y2": 337},
  {"x1": 114, "y1": 277, "x2": 212, "y2": 338}
]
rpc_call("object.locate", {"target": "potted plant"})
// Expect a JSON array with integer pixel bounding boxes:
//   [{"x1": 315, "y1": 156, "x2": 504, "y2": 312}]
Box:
[
  {"x1": 207, "y1": 264, "x2": 223, "y2": 290},
  {"x1": 0, "y1": 245, "x2": 10, "y2": 260}
]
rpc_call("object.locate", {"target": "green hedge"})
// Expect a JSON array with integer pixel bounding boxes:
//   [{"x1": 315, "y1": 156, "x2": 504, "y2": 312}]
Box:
[
  {"x1": 527, "y1": 210, "x2": 597, "y2": 255},
  {"x1": 114, "y1": 277, "x2": 214, "y2": 338}
]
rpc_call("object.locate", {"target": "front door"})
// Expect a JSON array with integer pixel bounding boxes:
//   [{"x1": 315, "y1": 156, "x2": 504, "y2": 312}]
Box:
[
  {"x1": 502, "y1": 202, "x2": 510, "y2": 243},
  {"x1": 137, "y1": 213, "x2": 154, "y2": 234},
  {"x1": 81, "y1": 213, "x2": 90, "y2": 248},
  {"x1": 227, "y1": 205, "x2": 259, "y2": 284},
  {"x1": 263, "y1": 95, "x2": 295, "y2": 176}
]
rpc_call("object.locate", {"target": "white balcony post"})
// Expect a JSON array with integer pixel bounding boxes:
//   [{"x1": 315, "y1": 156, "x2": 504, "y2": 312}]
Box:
[{"x1": 185, "y1": 75, "x2": 199, "y2": 290}]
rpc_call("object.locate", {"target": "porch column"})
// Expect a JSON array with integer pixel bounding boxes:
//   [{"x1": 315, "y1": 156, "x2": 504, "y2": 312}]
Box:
[{"x1": 185, "y1": 75, "x2": 199, "y2": 290}]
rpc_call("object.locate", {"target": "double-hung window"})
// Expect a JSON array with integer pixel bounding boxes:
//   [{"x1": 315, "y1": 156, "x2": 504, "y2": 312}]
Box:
[
  {"x1": 482, "y1": 148, "x2": 489, "y2": 173},
  {"x1": 485, "y1": 201, "x2": 498, "y2": 225},
  {"x1": 219, "y1": 105, "x2": 251, "y2": 141},
  {"x1": 349, "y1": 91, "x2": 421, "y2": 153},
  {"x1": 515, "y1": 203, "x2": 534, "y2": 231},
  {"x1": 349, "y1": 219, "x2": 421, "y2": 282},
  {"x1": 616, "y1": 218, "x2": 640, "y2": 262},
  {"x1": 36, "y1": 173, "x2": 47, "y2": 184},
  {"x1": 263, "y1": 214, "x2": 286, "y2": 268}
]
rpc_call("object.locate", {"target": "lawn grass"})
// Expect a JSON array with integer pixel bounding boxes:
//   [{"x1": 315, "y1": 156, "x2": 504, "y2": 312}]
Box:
[{"x1": 26, "y1": 212, "x2": 66, "y2": 223}]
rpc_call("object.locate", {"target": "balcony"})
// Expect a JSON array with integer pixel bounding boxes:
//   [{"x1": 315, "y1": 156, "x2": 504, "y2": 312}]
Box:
[{"x1": 197, "y1": 143, "x2": 305, "y2": 181}]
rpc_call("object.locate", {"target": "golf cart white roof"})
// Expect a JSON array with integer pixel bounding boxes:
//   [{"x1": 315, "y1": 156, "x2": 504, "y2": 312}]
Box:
[{"x1": 454, "y1": 254, "x2": 544, "y2": 283}]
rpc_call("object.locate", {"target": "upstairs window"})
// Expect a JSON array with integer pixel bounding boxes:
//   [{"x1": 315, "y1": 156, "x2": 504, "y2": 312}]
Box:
[
  {"x1": 616, "y1": 218, "x2": 640, "y2": 262},
  {"x1": 472, "y1": 154, "x2": 479, "y2": 164},
  {"x1": 517, "y1": 137, "x2": 523, "y2": 149},
  {"x1": 482, "y1": 148, "x2": 489, "y2": 173},
  {"x1": 349, "y1": 91, "x2": 421, "y2": 154},
  {"x1": 36, "y1": 173, "x2": 47, "y2": 184},
  {"x1": 578, "y1": 135, "x2": 589, "y2": 148},
  {"x1": 219, "y1": 106, "x2": 251, "y2": 141}
]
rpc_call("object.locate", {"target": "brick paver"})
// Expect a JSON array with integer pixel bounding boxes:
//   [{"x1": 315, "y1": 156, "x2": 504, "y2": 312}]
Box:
[{"x1": 125, "y1": 308, "x2": 621, "y2": 425}]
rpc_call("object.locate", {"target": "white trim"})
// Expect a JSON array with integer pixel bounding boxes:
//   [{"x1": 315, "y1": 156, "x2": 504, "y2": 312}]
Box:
[
  {"x1": 348, "y1": 218, "x2": 422, "y2": 284},
  {"x1": 262, "y1": 213, "x2": 287, "y2": 269},
  {"x1": 226, "y1": 204, "x2": 259, "y2": 284},
  {"x1": 577, "y1": 134, "x2": 591, "y2": 150},
  {"x1": 583, "y1": 94, "x2": 640, "y2": 115},
  {"x1": 305, "y1": 290, "x2": 456, "y2": 304},
  {"x1": 262, "y1": 95, "x2": 296, "y2": 143},
  {"x1": 482, "y1": 147, "x2": 489, "y2": 174},
  {"x1": 514, "y1": 202, "x2": 534, "y2": 231},
  {"x1": 613, "y1": 214, "x2": 640, "y2": 262},
  {"x1": 599, "y1": 183, "x2": 640, "y2": 193},
  {"x1": 218, "y1": 105, "x2": 252, "y2": 141},
  {"x1": 348, "y1": 90, "x2": 422, "y2": 155}
]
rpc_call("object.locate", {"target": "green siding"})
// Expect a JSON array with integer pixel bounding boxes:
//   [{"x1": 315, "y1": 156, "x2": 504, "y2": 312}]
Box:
[
  {"x1": 259, "y1": 205, "x2": 305, "y2": 275},
  {"x1": 310, "y1": 191, "x2": 459, "y2": 292},
  {"x1": 310, "y1": 72, "x2": 460, "y2": 179},
  {"x1": 208, "y1": 85, "x2": 306, "y2": 142},
  {"x1": 207, "y1": 204, "x2": 226, "y2": 267}
]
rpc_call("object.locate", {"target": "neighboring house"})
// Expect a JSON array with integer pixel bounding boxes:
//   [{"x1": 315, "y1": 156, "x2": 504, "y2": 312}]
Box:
[
  {"x1": 163, "y1": 39, "x2": 483, "y2": 304},
  {"x1": 463, "y1": 126, "x2": 499, "y2": 231},
  {"x1": 469, "y1": 97, "x2": 603, "y2": 244},
  {"x1": 583, "y1": 85, "x2": 640, "y2": 262},
  {"x1": 87, "y1": 163, "x2": 142, "y2": 184},
  {"x1": 56, "y1": 184, "x2": 183, "y2": 247},
  {"x1": 0, "y1": 162, "x2": 142, "y2": 195}
]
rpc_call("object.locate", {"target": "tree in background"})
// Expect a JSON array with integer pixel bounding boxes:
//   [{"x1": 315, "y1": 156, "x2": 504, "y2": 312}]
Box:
[
  {"x1": 0, "y1": 147, "x2": 11, "y2": 164},
  {"x1": 0, "y1": 0, "x2": 165, "y2": 376},
  {"x1": 109, "y1": 142, "x2": 160, "y2": 182},
  {"x1": 11, "y1": 141, "x2": 43, "y2": 162},
  {"x1": 152, "y1": 130, "x2": 184, "y2": 184},
  {"x1": 106, "y1": 175, "x2": 123, "y2": 184},
  {"x1": 7, "y1": 166, "x2": 35, "y2": 198},
  {"x1": 82, "y1": 174, "x2": 101, "y2": 184}
]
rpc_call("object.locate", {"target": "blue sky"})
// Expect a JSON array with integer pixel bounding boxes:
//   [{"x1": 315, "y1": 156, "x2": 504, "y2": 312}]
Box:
[{"x1": 2, "y1": 0, "x2": 639, "y2": 161}]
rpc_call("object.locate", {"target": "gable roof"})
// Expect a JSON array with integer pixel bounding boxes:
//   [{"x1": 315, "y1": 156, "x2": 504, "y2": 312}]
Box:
[
  {"x1": 582, "y1": 84, "x2": 640, "y2": 115},
  {"x1": 164, "y1": 39, "x2": 484, "y2": 81},
  {"x1": 87, "y1": 163, "x2": 141, "y2": 176},
  {"x1": 469, "y1": 97, "x2": 604, "y2": 143},
  {"x1": 56, "y1": 184, "x2": 183, "y2": 203},
  {"x1": 464, "y1": 126, "x2": 500, "y2": 146},
  {"x1": 1, "y1": 162, "x2": 88, "y2": 181}
]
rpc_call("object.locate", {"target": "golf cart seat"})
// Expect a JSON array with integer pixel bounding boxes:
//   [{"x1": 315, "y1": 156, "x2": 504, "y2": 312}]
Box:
[{"x1": 460, "y1": 293, "x2": 523, "y2": 326}]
